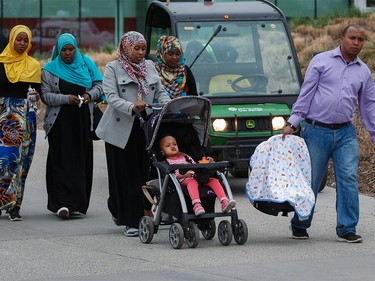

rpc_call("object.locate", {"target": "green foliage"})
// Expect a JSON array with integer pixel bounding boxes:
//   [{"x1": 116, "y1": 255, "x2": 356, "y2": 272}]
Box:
[
  {"x1": 289, "y1": 7, "x2": 365, "y2": 30},
  {"x1": 32, "y1": 51, "x2": 52, "y2": 61},
  {"x1": 100, "y1": 43, "x2": 117, "y2": 54}
]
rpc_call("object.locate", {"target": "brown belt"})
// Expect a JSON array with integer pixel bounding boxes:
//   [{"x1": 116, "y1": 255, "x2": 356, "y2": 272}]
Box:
[{"x1": 305, "y1": 118, "x2": 350, "y2": 130}]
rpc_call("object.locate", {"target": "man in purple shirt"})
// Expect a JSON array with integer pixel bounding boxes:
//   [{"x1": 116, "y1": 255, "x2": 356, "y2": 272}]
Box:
[{"x1": 282, "y1": 24, "x2": 375, "y2": 243}]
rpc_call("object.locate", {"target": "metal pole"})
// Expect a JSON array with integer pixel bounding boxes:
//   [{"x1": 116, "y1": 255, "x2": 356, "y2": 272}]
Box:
[
  {"x1": 40, "y1": 0, "x2": 43, "y2": 54},
  {"x1": 117, "y1": 0, "x2": 120, "y2": 44},
  {"x1": 78, "y1": 0, "x2": 81, "y2": 47},
  {"x1": 314, "y1": 0, "x2": 317, "y2": 18},
  {"x1": 1, "y1": 0, "x2": 3, "y2": 36}
]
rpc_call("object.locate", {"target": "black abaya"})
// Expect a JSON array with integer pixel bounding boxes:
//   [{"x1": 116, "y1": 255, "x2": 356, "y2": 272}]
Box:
[
  {"x1": 105, "y1": 117, "x2": 147, "y2": 228},
  {"x1": 46, "y1": 79, "x2": 93, "y2": 214}
]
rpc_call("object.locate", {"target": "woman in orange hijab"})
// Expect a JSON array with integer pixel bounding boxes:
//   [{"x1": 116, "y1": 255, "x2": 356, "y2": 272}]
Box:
[{"x1": 0, "y1": 25, "x2": 41, "y2": 221}]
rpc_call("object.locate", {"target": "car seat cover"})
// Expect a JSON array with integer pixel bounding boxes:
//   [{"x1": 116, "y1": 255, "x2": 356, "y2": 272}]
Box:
[{"x1": 245, "y1": 135, "x2": 315, "y2": 220}]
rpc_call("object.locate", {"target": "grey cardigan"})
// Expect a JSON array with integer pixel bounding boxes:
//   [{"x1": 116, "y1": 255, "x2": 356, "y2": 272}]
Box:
[
  {"x1": 41, "y1": 69, "x2": 103, "y2": 136},
  {"x1": 95, "y1": 59, "x2": 170, "y2": 149}
]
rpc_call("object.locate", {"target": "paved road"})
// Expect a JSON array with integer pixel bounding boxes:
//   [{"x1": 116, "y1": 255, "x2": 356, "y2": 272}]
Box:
[{"x1": 0, "y1": 131, "x2": 374, "y2": 281}]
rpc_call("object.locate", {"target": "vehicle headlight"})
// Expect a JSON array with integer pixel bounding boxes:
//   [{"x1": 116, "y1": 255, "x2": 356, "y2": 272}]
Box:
[
  {"x1": 272, "y1": 117, "x2": 286, "y2": 130},
  {"x1": 212, "y1": 119, "x2": 228, "y2": 132}
]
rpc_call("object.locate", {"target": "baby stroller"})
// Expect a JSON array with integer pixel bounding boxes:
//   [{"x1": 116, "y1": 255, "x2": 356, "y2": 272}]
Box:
[
  {"x1": 138, "y1": 96, "x2": 248, "y2": 249},
  {"x1": 245, "y1": 135, "x2": 315, "y2": 220}
]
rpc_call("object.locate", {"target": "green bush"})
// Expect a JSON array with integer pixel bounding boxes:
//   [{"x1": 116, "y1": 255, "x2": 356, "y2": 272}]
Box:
[
  {"x1": 289, "y1": 7, "x2": 365, "y2": 30},
  {"x1": 100, "y1": 43, "x2": 117, "y2": 54}
]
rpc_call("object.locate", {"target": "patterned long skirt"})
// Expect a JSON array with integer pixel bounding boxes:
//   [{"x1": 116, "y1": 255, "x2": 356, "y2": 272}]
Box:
[{"x1": 0, "y1": 97, "x2": 36, "y2": 210}]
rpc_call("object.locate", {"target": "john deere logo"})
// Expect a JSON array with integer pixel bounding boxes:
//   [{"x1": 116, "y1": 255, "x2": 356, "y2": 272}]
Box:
[{"x1": 246, "y1": 120, "x2": 255, "y2": 129}]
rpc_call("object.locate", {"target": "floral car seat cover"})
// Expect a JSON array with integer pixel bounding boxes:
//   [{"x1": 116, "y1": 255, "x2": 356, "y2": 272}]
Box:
[{"x1": 245, "y1": 135, "x2": 315, "y2": 220}]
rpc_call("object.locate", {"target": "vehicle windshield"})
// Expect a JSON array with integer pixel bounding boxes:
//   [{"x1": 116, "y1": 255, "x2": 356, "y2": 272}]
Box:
[{"x1": 177, "y1": 20, "x2": 300, "y2": 97}]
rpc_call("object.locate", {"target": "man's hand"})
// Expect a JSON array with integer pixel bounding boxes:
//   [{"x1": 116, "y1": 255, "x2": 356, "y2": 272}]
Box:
[{"x1": 282, "y1": 124, "x2": 294, "y2": 140}]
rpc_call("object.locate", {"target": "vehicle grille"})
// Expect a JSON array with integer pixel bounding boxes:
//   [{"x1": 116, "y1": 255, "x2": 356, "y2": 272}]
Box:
[{"x1": 227, "y1": 116, "x2": 272, "y2": 132}]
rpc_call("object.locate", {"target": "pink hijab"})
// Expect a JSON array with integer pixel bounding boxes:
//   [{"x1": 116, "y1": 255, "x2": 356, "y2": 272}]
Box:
[{"x1": 117, "y1": 31, "x2": 149, "y2": 100}]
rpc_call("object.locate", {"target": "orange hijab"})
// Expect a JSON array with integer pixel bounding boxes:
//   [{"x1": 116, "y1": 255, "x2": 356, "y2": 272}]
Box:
[{"x1": 0, "y1": 25, "x2": 41, "y2": 83}]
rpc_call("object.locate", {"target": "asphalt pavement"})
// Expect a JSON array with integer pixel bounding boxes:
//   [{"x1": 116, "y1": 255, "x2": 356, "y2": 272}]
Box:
[{"x1": 0, "y1": 130, "x2": 374, "y2": 281}]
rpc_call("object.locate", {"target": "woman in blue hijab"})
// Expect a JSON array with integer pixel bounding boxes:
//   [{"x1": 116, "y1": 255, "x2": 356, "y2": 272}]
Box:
[{"x1": 41, "y1": 33, "x2": 103, "y2": 219}]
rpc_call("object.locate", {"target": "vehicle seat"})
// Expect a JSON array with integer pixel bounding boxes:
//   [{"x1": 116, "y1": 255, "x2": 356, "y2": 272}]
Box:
[
  {"x1": 185, "y1": 40, "x2": 218, "y2": 65},
  {"x1": 147, "y1": 53, "x2": 157, "y2": 62},
  {"x1": 210, "y1": 43, "x2": 238, "y2": 63},
  {"x1": 208, "y1": 74, "x2": 250, "y2": 93}
]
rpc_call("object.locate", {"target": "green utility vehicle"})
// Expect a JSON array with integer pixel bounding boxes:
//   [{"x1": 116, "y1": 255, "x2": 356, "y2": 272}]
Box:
[{"x1": 145, "y1": 0, "x2": 302, "y2": 177}]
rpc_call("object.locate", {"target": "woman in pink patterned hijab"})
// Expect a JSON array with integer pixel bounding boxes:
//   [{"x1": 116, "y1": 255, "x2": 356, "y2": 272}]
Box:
[
  {"x1": 96, "y1": 31, "x2": 170, "y2": 237},
  {"x1": 117, "y1": 31, "x2": 149, "y2": 100}
]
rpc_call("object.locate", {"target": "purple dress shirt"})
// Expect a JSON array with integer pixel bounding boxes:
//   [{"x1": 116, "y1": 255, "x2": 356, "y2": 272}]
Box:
[{"x1": 288, "y1": 46, "x2": 375, "y2": 144}]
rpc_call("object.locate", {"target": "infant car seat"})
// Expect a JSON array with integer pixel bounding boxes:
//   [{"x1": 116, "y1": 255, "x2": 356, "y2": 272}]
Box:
[{"x1": 245, "y1": 135, "x2": 315, "y2": 220}]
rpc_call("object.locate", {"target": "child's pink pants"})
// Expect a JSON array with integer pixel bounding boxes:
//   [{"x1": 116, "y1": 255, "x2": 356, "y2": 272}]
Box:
[{"x1": 181, "y1": 177, "x2": 226, "y2": 204}]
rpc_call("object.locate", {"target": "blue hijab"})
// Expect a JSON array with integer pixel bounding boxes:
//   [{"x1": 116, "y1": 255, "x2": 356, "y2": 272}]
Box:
[{"x1": 43, "y1": 33, "x2": 102, "y2": 88}]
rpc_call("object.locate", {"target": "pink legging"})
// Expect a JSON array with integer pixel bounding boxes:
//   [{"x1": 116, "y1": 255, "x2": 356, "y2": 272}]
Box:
[{"x1": 181, "y1": 177, "x2": 226, "y2": 204}]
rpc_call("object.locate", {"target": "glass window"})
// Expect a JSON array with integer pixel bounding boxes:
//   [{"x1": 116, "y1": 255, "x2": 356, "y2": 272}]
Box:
[
  {"x1": 257, "y1": 22, "x2": 300, "y2": 95},
  {"x1": 176, "y1": 20, "x2": 300, "y2": 96},
  {"x1": 42, "y1": 0, "x2": 78, "y2": 18},
  {"x1": 178, "y1": 22, "x2": 255, "y2": 64},
  {"x1": 2, "y1": 0, "x2": 40, "y2": 17},
  {"x1": 149, "y1": 27, "x2": 172, "y2": 55}
]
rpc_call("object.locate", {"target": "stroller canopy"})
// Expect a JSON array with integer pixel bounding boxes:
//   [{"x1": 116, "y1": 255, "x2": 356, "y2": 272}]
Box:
[
  {"x1": 245, "y1": 135, "x2": 315, "y2": 220},
  {"x1": 145, "y1": 96, "x2": 211, "y2": 151}
]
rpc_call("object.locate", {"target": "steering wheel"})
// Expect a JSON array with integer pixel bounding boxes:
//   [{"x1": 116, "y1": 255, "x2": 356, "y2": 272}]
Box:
[{"x1": 231, "y1": 74, "x2": 268, "y2": 92}]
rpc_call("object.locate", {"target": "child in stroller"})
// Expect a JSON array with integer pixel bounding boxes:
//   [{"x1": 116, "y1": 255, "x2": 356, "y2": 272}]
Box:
[
  {"x1": 138, "y1": 96, "x2": 248, "y2": 249},
  {"x1": 159, "y1": 135, "x2": 236, "y2": 216}
]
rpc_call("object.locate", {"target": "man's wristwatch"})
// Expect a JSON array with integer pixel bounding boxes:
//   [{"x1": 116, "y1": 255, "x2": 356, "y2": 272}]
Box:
[{"x1": 286, "y1": 122, "x2": 296, "y2": 130}]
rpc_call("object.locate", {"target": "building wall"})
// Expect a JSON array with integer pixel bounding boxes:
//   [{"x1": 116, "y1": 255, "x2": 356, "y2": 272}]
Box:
[
  {"x1": 0, "y1": 0, "x2": 366, "y2": 54},
  {"x1": 266, "y1": 0, "x2": 350, "y2": 18},
  {"x1": 0, "y1": 0, "x2": 142, "y2": 54},
  {"x1": 355, "y1": 0, "x2": 375, "y2": 12}
]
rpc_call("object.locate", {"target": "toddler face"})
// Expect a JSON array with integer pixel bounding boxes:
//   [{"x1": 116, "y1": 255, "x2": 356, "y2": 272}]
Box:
[{"x1": 160, "y1": 136, "x2": 179, "y2": 158}]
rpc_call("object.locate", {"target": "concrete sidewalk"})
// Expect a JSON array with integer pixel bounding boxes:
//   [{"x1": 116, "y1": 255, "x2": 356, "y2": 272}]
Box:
[{"x1": 0, "y1": 131, "x2": 374, "y2": 281}]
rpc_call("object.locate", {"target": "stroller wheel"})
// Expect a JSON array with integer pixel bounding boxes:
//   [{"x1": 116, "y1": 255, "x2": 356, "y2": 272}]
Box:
[
  {"x1": 233, "y1": 219, "x2": 248, "y2": 245},
  {"x1": 169, "y1": 223, "x2": 184, "y2": 249},
  {"x1": 139, "y1": 216, "x2": 154, "y2": 244},
  {"x1": 185, "y1": 222, "x2": 200, "y2": 248},
  {"x1": 201, "y1": 219, "x2": 216, "y2": 240},
  {"x1": 218, "y1": 220, "x2": 233, "y2": 246}
]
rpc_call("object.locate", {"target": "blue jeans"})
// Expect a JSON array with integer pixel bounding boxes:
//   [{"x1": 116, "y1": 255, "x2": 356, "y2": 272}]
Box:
[{"x1": 291, "y1": 121, "x2": 359, "y2": 236}]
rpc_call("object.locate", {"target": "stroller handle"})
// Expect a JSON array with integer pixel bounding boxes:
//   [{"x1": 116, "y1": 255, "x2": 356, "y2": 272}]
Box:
[
  {"x1": 147, "y1": 103, "x2": 165, "y2": 110},
  {"x1": 134, "y1": 103, "x2": 165, "y2": 128}
]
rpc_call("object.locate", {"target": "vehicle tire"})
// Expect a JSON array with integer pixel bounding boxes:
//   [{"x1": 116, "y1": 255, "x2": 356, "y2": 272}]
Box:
[
  {"x1": 233, "y1": 219, "x2": 248, "y2": 245},
  {"x1": 201, "y1": 219, "x2": 216, "y2": 240},
  {"x1": 218, "y1": 220, "x2": 233, "y2": 246},
  {"x1": 138, "y1": 216, "x2": 154, "y2": 244},
  {"x1": 169, "y1": 223, "x2": 184, "y2": 249},
  {"x1": 185, "y1": 222, "x2": 200, "y2": 248},
  {"x1": 319, "y1": 168, "x2": 328, "y2": 192}
]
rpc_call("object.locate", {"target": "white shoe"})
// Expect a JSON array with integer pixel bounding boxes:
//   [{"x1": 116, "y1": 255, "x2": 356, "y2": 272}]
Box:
[
  {"x1": 69, "y1": 211, "x2": 84, "y2": 216},
  {"x1": 124, "y1": 226, "x2": 138, "y2": 237},
  {"x1": 57, "y1": 207, "x2": 69, "y2": 219}
]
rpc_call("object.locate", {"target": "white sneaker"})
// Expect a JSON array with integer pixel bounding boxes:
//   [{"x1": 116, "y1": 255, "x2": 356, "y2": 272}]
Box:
[
  {"x1": 69, "y1": 211, "x2": 84, "y2": 216},
  {"x1": 124, "y1": 226, "x2": 138, "y2": 237},
  {"x1": 57, "y1": 207, "x2": 69, "y2": 219}
]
